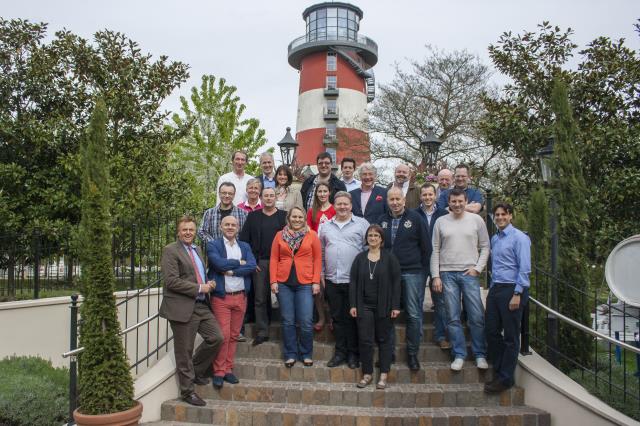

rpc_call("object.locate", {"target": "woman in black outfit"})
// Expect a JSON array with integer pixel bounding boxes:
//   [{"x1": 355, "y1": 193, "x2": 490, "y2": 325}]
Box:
[{"x1": 349, "y1": 224, "x2": 401, "y2": 389}]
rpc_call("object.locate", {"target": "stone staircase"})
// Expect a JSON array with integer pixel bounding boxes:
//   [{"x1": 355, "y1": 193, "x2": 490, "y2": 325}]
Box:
[{"x1": 147, "y1": 310, "x2": 550, "y2": 425}]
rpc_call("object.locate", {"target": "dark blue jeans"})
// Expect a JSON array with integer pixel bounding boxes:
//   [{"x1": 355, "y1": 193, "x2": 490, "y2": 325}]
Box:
[
  {"x1": 485, "y1": 284, "x2": 526, "y2": 387},
  {"x1": 277, "y1": 283, "x2": 313, "y2": 360},
  {"x1": 429, "y1": 279, "x2": 447, "y2": 343},
  {"x1": 402, "y1": 272, "x2": 426, "y2": 356}
]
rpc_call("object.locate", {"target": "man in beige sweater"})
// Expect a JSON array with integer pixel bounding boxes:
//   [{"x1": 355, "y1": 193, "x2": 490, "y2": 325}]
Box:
[{"x1": 431, "y1": 188, "x2": 490, "y2": 371}]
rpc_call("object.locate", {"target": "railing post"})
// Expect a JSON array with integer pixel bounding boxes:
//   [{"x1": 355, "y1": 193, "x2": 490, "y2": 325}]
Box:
[
  {"x1": 547, "y1": 196, "x2": 559, "y2": 366},
  {"x1": 68, "y1": 294, "x2": 79, "y2": 425},
  {"x1": 33, "y1": 230, "x2": 41, "y2": 299},
  {"x1": 520, "y1": 298, "x2": 532, "y2": 355},
  {"x1": 130, "y1": 224, "x2": 136, "y2": 290}
]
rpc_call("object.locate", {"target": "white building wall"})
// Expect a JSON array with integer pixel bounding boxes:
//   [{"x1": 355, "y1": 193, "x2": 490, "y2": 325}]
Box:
[{"x1": 296, "y1": 88, "x2": 368, "y2": 132}]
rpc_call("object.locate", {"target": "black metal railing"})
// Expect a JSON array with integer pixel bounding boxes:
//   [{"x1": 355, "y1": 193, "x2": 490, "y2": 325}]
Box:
[
  {"x1": 0, "y1": 216, "x2": 178, "y2": 300},
  {"x1": 62, "y1": 277, "x2": 171, "y2": 424}
]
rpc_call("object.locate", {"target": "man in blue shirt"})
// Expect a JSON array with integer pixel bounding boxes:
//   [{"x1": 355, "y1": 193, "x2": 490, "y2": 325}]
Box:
[
  {"x1": 437, "y1": 163, "x2": 484, "y2": 213},
  {"x1": 484, "y1": 203, "x2": 531, "y2": 393}
]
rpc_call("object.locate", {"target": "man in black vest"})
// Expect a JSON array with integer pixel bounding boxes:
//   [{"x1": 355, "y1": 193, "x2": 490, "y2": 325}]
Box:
[{"x1": 239, "y1": 187, "x2": 287, "y2": 345}]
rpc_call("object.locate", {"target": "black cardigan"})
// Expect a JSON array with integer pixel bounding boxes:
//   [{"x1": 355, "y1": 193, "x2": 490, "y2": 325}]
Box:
[
  {"x1": 349, "y1": 249, "x2": 402, "y2": 318},
  {"x1": 238, "y1": 209, "x2": 287, "y2": 261}
]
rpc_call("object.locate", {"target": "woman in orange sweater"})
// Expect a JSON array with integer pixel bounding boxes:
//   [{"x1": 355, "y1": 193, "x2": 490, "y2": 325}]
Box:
[{"x1": 270, "y1": 206, "x2": 322, "y2": 367}]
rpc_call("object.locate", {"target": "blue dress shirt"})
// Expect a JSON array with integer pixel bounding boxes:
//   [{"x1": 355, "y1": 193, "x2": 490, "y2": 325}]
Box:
[
  {"x1": 438, "y1": 187, "x2": 484, "y2": 210},
  {"x1": 490, "y1": 224, "x2": 531, "y2": 293},
  {"x1": 183, "y1": 243, "x2": 206, "y2": 300}
]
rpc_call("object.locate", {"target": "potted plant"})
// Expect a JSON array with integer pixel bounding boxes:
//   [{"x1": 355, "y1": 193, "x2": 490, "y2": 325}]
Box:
[{"x1": 73, "y1": 99, "x2": 142, "y2": 425}]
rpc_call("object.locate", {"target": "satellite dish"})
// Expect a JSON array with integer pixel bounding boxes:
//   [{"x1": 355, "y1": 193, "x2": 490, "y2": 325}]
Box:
[{"x1": 605, "y1": 235, "x2": 640, "y2": 307}]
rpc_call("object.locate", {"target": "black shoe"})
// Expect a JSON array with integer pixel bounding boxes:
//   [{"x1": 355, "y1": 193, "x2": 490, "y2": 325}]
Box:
[
  {"x1": 252, "y1": 336, "x2": 269, "y2": 346},
  {"x1": 193, "y1": 375, "x2": 210, "y2": 386},
  {"x1": 347, "y1": 355, "x2": 359, "y2": 370},
  {"x1": 484, "y1": 379, "x2": 512, "y2": 394},
  {"x1": 327, "y1": 355, "x2": 346, "y2": 368},
  {"x1": 182, "y1": 392, "x2": 206, "y2": 406},
  {"x1": 223, "y1": 373, "x2": 240, "y2": 384},
  {"x1": 408, "y1": 355, "x2": 421, "y2": 371},
  {"x1": 212, "y1": 375, "x2": 224, "y2": 389}
]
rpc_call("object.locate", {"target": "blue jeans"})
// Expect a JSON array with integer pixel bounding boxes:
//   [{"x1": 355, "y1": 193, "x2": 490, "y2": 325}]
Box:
[
  {"x1": 441, "y1": 271, "x2": 486, "y2": 360},
  {"x1": 402, "y1": 272, "x2": 426, "y2": 356},
  {"x1": 277, "y1": 283, "x2": 313, "y2": 360},
  {"x1": 429, "y1": 281, "x2": 447, "y2": 343}
]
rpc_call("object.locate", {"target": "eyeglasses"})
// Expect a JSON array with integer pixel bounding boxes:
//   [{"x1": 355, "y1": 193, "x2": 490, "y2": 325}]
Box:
[{"x1": 219, "y1": 192, "x2": 235, "y2": 197}]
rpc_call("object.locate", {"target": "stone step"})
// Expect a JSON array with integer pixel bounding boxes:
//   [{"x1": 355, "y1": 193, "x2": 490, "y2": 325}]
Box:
[
  {"x1": 161, "y1": 399, "x2": 551, "y2": 426},
  {"x1": 142, "y1": 422, "x2": 221, "y2": 426},
  {"x1": 242, "y1": 322, "x2": 462, "y2": 344},
  {"x1": 195, "y1": 379, "x2": 523, "y2": 408},
  {"x1": 235, "y1": 340, "x2": 474, "y2": 363},
  {"x1": 232, "y1": 358, "x2": 492, "y2": 385}
]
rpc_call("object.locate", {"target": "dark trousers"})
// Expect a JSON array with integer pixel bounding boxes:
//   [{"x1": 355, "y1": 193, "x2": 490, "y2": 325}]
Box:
[
  {"x1": 357, "y1": 305, "x2": 393, "y2": 374},
  {"x1": 325, "y1": 280, "x2": 359, "y2": 358},
  {"x1": 485, "y1": 284, "x2": 525, "y2": 387},
  {"x1": 169, "y1": 302, "x2": 223, "y2": 397},
  {"x1": 253, "y1": 259, "x2": 271, "y2": 337}
]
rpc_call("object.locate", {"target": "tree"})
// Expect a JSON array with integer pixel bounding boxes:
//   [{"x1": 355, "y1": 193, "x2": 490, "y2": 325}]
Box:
[
  {"x1": 77, "y1": 99, "x2": 133, "y2": 414},
  {"x1": 368, "y1": 46, "x2": 498, "y2": 175},
  {"x1": 171, "y1": 75, "x2": 267, "y2": 209},
  {"x1": 0, "y1": 19, "x2": 193, "y2": 240},
  {"x1": 482, "y1": 21, "x2": 640, "y2": 264},
  {"x1": 550, "y1": 77, "x2": 592, "y2": 368}
]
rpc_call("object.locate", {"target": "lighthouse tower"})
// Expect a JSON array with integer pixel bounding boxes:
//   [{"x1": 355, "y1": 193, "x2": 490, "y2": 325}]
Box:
[{"x1": 287, "y1": 2, "x2": 378, "y2": 167}]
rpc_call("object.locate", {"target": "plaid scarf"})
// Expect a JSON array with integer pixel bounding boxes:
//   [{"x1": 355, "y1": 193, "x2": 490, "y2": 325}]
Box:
[{"x1": 282, "y1": 225, "x2": 307, "y2": 253}]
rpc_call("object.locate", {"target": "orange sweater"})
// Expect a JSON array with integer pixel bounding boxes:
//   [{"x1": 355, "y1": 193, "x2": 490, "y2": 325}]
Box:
[{"x1": 269, "y1": 230, "x2": 322, "y2": 285}]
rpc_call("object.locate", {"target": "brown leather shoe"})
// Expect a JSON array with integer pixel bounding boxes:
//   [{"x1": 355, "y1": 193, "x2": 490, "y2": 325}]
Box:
[
  {"x1": 438, "y1": 340, "x2": 452, "y2": 350},
  {"x1": 182, "y1": 392, "x2": 206, "y2": 406}
]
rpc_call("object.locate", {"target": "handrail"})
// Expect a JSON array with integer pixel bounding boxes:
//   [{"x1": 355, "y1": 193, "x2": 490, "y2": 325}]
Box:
[
  {"x1": 116, "y1": 277, "x2": 162, "y2": 307},
  {"x1": 61, "y1": 312, "x2": 161, "y2": 358},
  {"x1": 529, "y1": 296, "x2": 640, "y2": 355}
]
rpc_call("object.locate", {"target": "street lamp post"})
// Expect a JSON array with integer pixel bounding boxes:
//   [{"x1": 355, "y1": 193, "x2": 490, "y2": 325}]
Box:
[
  {"x1": 536, "y1": 136, "x2": 559, "y2": 366},
  {"x1": 419, "y1": 126, "x2": 442, "y2": 174},
  {"x1": 277, "y1": 127, "x2": 298, "y2": 168}
]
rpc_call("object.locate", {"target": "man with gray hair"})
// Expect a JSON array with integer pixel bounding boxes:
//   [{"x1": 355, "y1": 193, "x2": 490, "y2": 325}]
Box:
[
  {"x1": 319, "y1": 191, "x2": 370, "y2": 369},
  {"x1": 258, "y1": 152, "x2": 276, "y2": 189},
  {"x1": 350, "y1": 162, "x2": 387, "y2": 224},
  {"x1": 436, "y1": 168, "x2": 453, "y2": 199}
]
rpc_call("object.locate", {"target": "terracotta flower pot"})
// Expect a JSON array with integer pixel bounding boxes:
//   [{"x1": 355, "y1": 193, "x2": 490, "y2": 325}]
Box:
[{"x1": 73, "y1": 401, "x2": 143, "y2": 426}]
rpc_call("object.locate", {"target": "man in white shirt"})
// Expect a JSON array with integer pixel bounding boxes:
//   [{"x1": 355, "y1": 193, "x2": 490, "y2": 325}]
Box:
[
  {"x1": 258, "y1": 152, "x2": 276, "y2": 189},
  {"x1": 216, "y1": 150, "x2": 254, "y2": 206},
  {"x1": 340, "y1": 157, "x2": 360, "y2": 192}
]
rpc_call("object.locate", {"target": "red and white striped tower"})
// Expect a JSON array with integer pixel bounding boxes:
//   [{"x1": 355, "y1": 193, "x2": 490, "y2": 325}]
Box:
[{"x1": 287, "y1": 2, "x2": 378, "y2": 167}]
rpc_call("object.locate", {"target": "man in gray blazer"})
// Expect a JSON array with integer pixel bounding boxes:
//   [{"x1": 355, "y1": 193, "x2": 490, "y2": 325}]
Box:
[{"x1": 159, "y1": 215, "x2": 223, "y2": 406}]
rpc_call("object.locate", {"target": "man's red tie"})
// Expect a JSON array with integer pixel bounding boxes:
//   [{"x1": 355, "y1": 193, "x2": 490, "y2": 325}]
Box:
[{"x1": 188, "y1": 246, "x2": 204, "y2": 284}]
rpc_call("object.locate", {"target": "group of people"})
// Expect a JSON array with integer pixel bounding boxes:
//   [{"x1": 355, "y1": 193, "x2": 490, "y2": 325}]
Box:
[{"x1": 159, "y1": 150, "x2": 531, "y2": 406}]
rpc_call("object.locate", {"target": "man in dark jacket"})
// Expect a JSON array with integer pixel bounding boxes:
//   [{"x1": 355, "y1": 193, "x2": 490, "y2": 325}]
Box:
[
  {"x1": 350, "y1": 162, "x2": 387, "y2": 224},
  {"x1": 300, "y1": 152, "x2": 347, "y2": 210},
  {"x1": 414, "y1": 183, "x2": 450, "y2": 350},
  {"x1": 239, "y1": 187, "x2": 287, "y2": 346},
  {"x1": 377, "y1": 187, "x2": 431, "y2": 371}
]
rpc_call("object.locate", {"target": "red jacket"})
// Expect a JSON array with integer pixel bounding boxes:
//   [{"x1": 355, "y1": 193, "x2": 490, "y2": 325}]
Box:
[{"x1": 270, "y1": 230, "x2": 322, "y2": 285}]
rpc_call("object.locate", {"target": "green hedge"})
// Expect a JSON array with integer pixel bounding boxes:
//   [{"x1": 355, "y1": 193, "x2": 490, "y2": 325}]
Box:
[{"x1": 0, "y1": 356, "x2": 69, "y2": 426}]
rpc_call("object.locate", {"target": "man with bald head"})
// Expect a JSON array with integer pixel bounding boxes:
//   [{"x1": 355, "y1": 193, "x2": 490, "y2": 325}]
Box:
[
  {"x1": 387, "y1": 163, "x2": 420, "y2": 209},
  {"x1": 436, "y1": 169, "x2": 453, "y2": 199},
  {"x1": 377, "y1": 187, "x2": 431, "y2": 371},
  {"x1": 207, "y1": 215, "x2": 257, "y2": 389}
]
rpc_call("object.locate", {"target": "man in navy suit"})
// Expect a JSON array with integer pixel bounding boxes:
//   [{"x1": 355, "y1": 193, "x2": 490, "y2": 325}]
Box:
[
  {"x1": 414, "y1": 183, "x2": 450, "y2": 350},
  {"x1": 350, "y1": 162, "x2": 387, "y2": 224}
]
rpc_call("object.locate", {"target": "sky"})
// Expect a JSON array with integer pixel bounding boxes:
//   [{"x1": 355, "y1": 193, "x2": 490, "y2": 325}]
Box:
[{"x1": 4, "y1": 0, "x2": 639, "y2": 158}]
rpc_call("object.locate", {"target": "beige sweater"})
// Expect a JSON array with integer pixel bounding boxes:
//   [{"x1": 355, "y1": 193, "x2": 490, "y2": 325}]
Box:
[{"x1": 430, "y1": 212, "x2": 490, "y2": 278}]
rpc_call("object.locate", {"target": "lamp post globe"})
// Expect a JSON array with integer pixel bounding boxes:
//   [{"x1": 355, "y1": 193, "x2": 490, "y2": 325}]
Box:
[
  {"x1": 420, "y1": 126, "x2": 442, "y2": 172},
  {"x1": 277, "y1": 127, "x2": 298, "y2": 167},
  {"x1": 536, "y1": 136, "x2": 555, "y2": 185}
]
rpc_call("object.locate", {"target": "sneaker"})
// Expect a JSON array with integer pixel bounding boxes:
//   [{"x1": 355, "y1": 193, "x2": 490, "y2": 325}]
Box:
[
  {"x1": 476, "y1": 357, "x2": 489, "y2": 370},
  {"x1": 450, "y1": 357, "x2": 464, "y2": 371},
  {"x1": 237, "y1": 333, "x2": 247, "y2": 342}
]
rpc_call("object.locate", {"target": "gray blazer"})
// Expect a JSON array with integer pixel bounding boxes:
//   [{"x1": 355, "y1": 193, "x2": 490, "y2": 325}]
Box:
[{"x1": 159, "y1": 241, "x2": 207, "y2": 323}]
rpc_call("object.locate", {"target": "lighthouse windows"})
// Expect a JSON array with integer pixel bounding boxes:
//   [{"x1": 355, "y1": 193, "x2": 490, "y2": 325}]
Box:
[
  {"x1": 327, "y1": 53, "x2": 337, "y2": 72},
  {"x1": 307, "y1": 6, "x2": 360, "y2": 42},
  {"x1": 326, "y1": 76, "x2": 337, "y2": 90},
  {"x1": 326, "y1": 99, "x2": 337, "y2": 115}
]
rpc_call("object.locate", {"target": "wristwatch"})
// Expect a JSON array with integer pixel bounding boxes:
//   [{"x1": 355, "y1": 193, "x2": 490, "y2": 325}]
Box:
[{"x1": 513, "y1": 291, "x2": 521, "y2": 296}]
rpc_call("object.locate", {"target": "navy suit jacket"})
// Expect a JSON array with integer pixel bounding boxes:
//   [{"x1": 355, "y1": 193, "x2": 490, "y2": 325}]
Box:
[
  {"x1": 206, "y1": 239, "x2": 257, "y2": 297},
  {"x1": 413, "y1": 206, "x2": 449, "y2": 244},
  {"x1": 350, "y1": 185, "x2": 388, "y2": 224}
]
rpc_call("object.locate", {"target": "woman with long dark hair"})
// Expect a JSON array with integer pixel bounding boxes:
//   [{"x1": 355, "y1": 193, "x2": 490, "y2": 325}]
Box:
[
  {"x1": 349, "y1": 224, "x2": 401, "y2": 389},
  {"x1": 274, "y1": 165, "x2": 303, "y2": 212},
  {"x1": 270, "y1": 207, "x2": 322, "y2": 367},
  {"x1": 306, "y1": 182, "x2": 335, "y2": 232}
]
